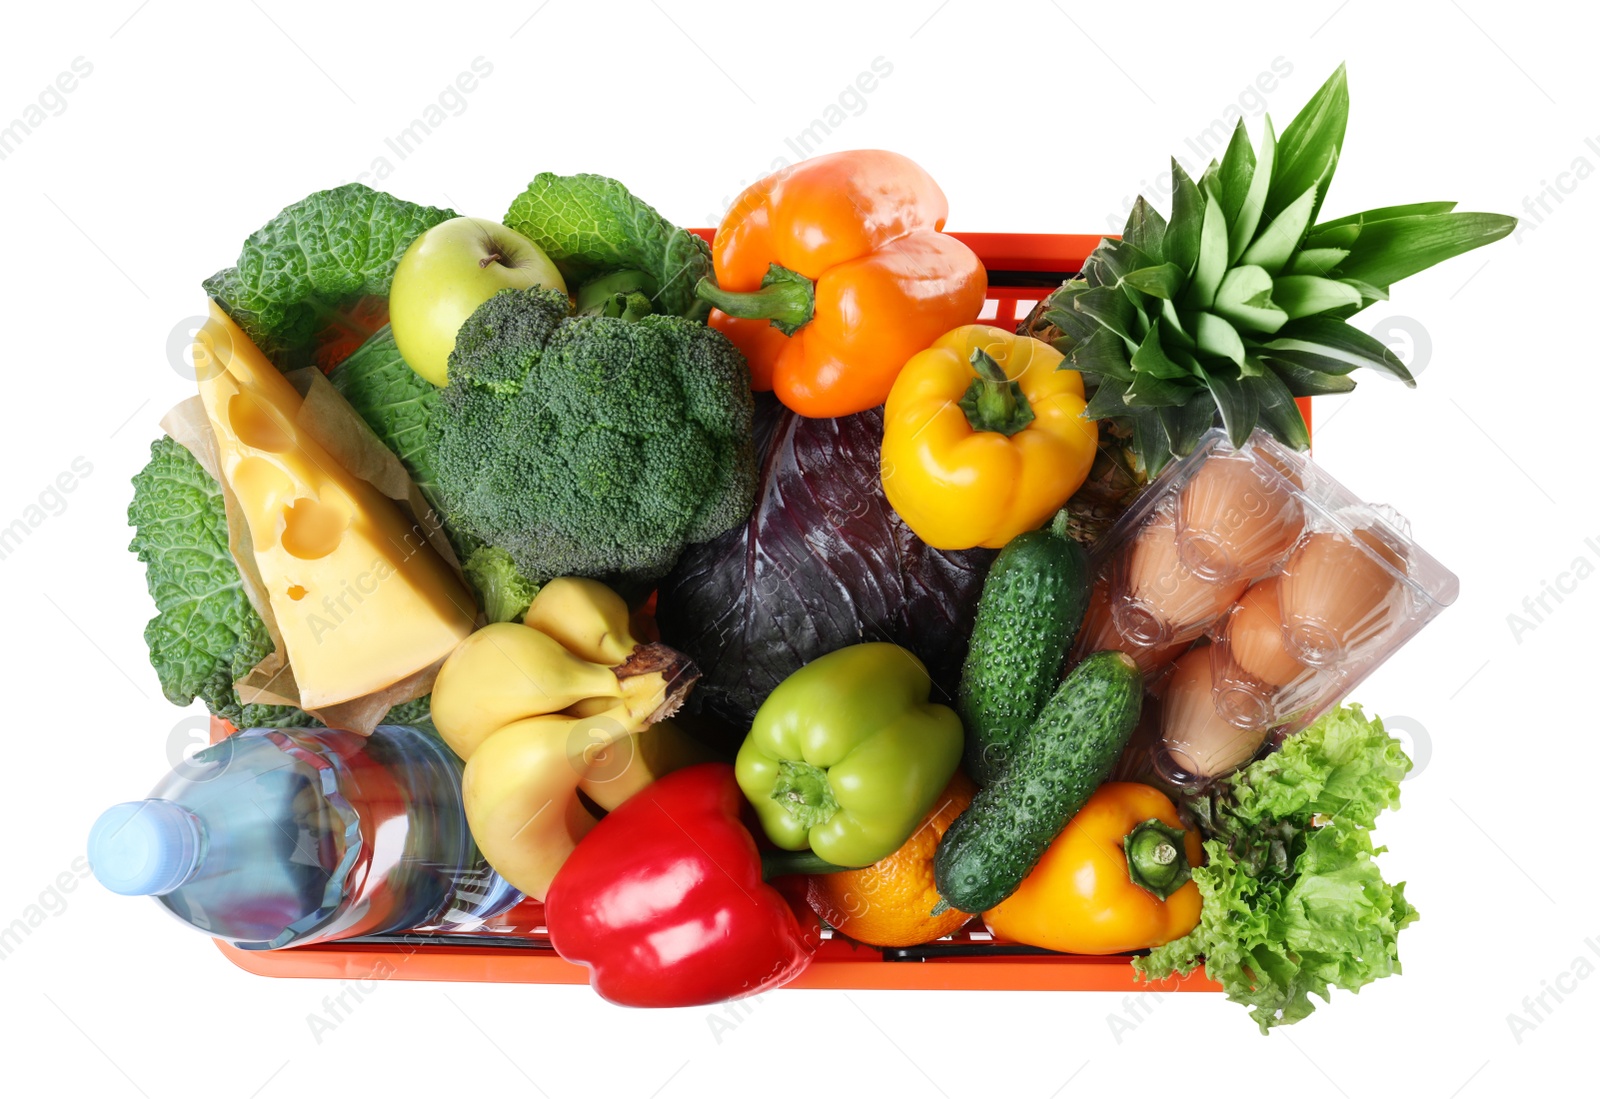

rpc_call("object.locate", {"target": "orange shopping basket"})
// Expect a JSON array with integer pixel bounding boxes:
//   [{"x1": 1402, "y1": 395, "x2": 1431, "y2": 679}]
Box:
[{"x1": 212, "y1": 231, "x2": 1315, "y2": 994}]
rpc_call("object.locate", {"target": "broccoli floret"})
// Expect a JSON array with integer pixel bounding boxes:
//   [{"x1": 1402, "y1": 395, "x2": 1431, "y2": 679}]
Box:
[
  {"x1": 430, "y1": 287, "x2": 757, "y2": 585},
  {"x1": 463, "y1": 545, "x2": 542, "y2": 623}
]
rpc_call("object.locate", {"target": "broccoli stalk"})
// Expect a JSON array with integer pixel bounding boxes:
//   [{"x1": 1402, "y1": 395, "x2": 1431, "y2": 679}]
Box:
[
  {"x1": 429, "y1": 287, "x2": 757, "y2": 589},
  {"x1": 574, "y1": 270, "x2": 657, "y2": 322}
]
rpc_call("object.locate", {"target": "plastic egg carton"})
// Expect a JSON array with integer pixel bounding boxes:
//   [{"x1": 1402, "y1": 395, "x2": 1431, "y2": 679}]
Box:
[{"x1": 1072, "y1": 428, "x2": 1458, "y2": 787}]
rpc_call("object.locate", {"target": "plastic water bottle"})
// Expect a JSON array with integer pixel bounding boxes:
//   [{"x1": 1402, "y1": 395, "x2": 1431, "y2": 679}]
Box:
[{"x1": 87, "y1": 724, "x2": 521, "y2": 950}]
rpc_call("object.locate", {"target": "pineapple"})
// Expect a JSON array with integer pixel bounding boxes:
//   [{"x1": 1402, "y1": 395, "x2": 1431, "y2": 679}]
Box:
[{"x1": 1022, "y1": 65, "x2": 1515, "y2": 477}]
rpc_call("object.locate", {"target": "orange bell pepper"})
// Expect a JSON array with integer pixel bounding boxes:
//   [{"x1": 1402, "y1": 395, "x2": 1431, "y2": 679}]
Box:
[
  {"x1": 881, "y1": 325, "x2": 1098, "y2": 550},
  {"x1": 695, "y1": 150, "x2": 988, "y2": 418},
  {"x1": 983, "y1": 782, "x2": 1202, "y2": 955}
]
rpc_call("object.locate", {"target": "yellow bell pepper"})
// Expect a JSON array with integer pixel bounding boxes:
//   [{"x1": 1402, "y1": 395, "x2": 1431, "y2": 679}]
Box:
[
  {"x1": 431, "y1": 577, "x2": 709, "y2": 900},
  {"x1": 983, "y1": 782, "x2": 1202, "y2": 955},
  {"x1": 881, "y1": 325, "x2": 1098, "y2": 550}
]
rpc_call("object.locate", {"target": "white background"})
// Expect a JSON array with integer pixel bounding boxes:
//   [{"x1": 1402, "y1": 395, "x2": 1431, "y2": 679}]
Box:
[{"x1": 1, "y1": 1, "x2": 1594, "y2": 1095}]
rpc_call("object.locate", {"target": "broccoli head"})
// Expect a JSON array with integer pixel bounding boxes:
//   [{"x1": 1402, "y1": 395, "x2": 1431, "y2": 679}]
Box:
[{"x1": 430, "y1": 286, "x2": 757, "y2": 585}]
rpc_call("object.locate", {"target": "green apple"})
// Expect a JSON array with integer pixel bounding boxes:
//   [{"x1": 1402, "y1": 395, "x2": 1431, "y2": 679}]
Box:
[{"x1": 389, "y1": 216, "x2": 567, "y2": 386}]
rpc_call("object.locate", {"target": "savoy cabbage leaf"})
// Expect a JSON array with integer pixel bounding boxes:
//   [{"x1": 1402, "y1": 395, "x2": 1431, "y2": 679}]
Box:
[
  {"x1": 127, "y1": 437, "x2": 306, "y2": 728},
  {"x1": 505, "y1": 173, "x2": 712, "y2": 319},
  {"x1": 203, "y1": 183, "x2": 454, "y2": 359}
]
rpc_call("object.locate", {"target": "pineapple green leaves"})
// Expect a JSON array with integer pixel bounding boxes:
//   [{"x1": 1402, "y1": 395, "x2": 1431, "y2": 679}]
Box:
[{"x1": 1030, "y1": 65, "x2": 1516, "y2": 474}]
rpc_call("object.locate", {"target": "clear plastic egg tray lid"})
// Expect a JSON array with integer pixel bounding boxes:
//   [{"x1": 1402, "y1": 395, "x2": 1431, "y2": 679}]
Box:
[{"x1": 1078, "y1": 427, "x2": 1458, "y2": 785}]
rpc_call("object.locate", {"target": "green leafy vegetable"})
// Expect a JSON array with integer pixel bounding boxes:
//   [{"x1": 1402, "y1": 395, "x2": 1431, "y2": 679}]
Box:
[
  {"x1": 1225, "y1": 703, "x2": 1412, "y2": 830},
  {"x1": 380, "y1": 694, "x2": 436, "y2": 731},
  {"x1": 504, "y1": 173, "x2": 713, "y2": 320},
  {"x1": 1134, "y1": 705, "x2": 1417, "y2": 1031},
  {"x1": 128, "y1": 437, "x2": 306, "y2": 729},
  {"x1": 204, "y1": 184, "x2": 454, "y2": 359}
]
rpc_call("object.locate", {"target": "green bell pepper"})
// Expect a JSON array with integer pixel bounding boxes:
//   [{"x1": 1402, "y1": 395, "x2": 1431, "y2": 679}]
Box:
[{"x1": 735, "y1": 642, "x2": 964, "y2": 868}]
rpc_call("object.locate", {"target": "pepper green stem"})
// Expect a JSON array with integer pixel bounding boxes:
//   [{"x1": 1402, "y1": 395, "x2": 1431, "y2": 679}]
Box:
[
  {"x1": 1123, "y1": 818, "x2": 1193, "y2": 900},
  {"x1": 958, "y1": 348, "x2": 1036, "y2": 436},
  {"x1": 693, "y1": 263, "x2": 816, "y2": 336},
  {"x1": 760, "y1": 849, "x2": 853, "y2": 879},
  {"x1": 770, "y1": 759, "x2": 840, "y2": 831}
]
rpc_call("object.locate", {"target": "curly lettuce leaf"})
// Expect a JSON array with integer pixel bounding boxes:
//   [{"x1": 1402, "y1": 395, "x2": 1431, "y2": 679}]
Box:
[
  {"x1": 204, "y1": 184, "x2": 454, "y2": 359},
  {"x1": 1142, "y1": 826, "x2": 1417, "y2": 1032},
  {"x1": 128, "y1": 437, "x2": 306, "y2": 728},
  {"x1": 505, "y1": 173, "x2": 712, "y2": 318},
  {"x1": 1135, "y1": 705, "x2": 1418, "y2": 1032},
  {"x1": 1227, "y1": 703, "x2": 1411, "y2": 831}
]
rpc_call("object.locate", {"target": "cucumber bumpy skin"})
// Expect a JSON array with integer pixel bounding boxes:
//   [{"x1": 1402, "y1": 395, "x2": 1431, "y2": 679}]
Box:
[
  {"x1": 958, "y1": 529, "x2": 1090, "y2": 786},
  {"x1": 935, "y1": 650, "x2": 1143, "y2": 915}
]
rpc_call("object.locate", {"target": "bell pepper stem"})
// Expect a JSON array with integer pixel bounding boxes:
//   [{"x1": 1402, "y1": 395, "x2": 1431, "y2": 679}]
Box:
[
  {"x1": 1124, "y1": 818, "x2": 1193, "y2": 901},
  {"x1": 958, "y1": 348, "x2": 1036, "y2": 437},
  {"x1": 769, "y1": 759, "x2": 840, "y2": 831},
  {"x1": 760, "y1": 849, "x2": 853, "y2": 879},
  {"x1": 693, "y1": 263, "x2": 816, "y2": 336}
]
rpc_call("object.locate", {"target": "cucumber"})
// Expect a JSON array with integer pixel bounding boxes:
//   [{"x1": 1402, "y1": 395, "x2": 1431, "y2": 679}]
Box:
[
  {"x1": 958, "y1": 528, "x2": 1090, "y2": 786},
  {"x1": 935, "y1": 650, "x2": 1143, "y2": 914}
]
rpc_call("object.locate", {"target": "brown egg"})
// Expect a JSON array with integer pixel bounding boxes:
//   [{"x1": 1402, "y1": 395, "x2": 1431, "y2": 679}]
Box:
[
  {"x1": 1279, "y1": 527, "x2": 1408, "y2": 669},
  {"x1": 1114, "y1": 506, "x2": 1248, "y2": 647},
  {"x1": 1221, "y1": 577, "x2": 1303, "y2": 687},
  {"x1": 1176, "y1": 454, "x2": 1303, "y2": 582},
  {"x1": 1209, "y1": 576, "x2": 1324, "y2": 729},
  {"x1": 1159, "y1": 646, "x2": 1269, "y2": 781},
  {"x1": 1072, "y1": 575, "x2": 1190, "y2": 678}
]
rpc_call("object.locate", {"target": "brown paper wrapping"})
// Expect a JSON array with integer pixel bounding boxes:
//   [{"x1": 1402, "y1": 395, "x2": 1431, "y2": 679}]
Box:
[{"x1": 159, "y1": 368, "x2": 475, "y2": 736}]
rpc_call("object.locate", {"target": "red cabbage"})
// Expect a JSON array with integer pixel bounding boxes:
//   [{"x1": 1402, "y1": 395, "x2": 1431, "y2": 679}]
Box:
[{"x1": 656, "y1": 394, "x2": 994, "y2": 729}]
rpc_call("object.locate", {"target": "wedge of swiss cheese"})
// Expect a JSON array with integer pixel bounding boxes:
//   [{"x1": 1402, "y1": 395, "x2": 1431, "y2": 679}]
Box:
[{"x1": 195, "y1": 302, "x2": 476, "y2": 709}]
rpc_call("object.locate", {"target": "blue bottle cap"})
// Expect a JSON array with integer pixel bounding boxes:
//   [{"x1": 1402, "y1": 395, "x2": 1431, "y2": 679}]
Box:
[{"x1": 88, "y1": 800, "x2": 204, "y2": 896}]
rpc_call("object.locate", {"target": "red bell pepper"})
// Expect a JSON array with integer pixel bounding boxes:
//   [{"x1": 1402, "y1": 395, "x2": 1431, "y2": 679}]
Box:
[{"x1": 544, "y1": 763, "x2": 822, "y2": 1007}]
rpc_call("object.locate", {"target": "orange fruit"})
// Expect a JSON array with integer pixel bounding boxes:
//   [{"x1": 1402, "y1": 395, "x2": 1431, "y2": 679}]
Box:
[{"x1": 805, "y1": 771, "x2": 977, "y2": 947}]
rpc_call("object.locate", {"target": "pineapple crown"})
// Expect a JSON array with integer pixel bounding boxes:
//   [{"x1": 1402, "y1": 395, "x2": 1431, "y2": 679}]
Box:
[{"x1": 1037, "y1": 64, "x2": 1516, "y2": 475}]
